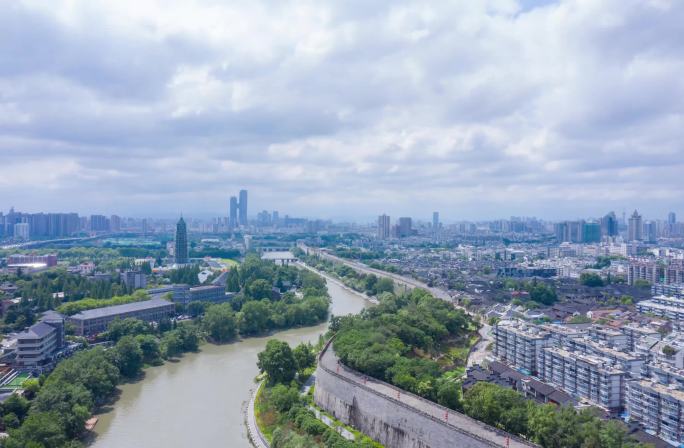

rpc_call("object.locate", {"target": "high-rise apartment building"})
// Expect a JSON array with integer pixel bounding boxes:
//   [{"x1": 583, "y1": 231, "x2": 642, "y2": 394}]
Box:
[
  {"x1": 110, "y1": 215, "x2": 122, "y2": 232},
  {"x1": 90, "y1": 215, "x2": 109, "y2": 232},
  {"x1": 229, "y1": 196, "x2": 238, "y2": 228},
  {"x1": 377, "y1": 214, "x2": 390, "y2": 239},
  {"x1": 397, "y1": 217, "x2": 413, "y2": 238},
  {"x1": 601, "y1": 211, "x2": 619, "y2": 237},
  {"x1": 239, "y1": 189, "x2": 248, "y2": 226},
  {"x1": 175, "y1": 217, "x2": 188, "y2": 264},
  {"x1": 582, "y1": 221, "x2": 601, "y2": 243},
  {"x1": 669, "y1": 212, "x2": 677, "y2": 225},
  {"x1": 432, "y1": 212, "x2": 439, "y2": 232},
  {"x1": 628, "y1": 210, "x2": 643, "y2": 241},
  {"x1": 555, "y1": 220, "x2": 585, "y2": 243},
  {"x1": 14, "y1": 222, "x2": 30, "y2": 240}
]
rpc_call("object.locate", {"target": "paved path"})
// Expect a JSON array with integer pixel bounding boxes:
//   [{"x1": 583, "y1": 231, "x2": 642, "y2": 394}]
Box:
[
  {"x1": 319, "y1": 343, "x2": 537, "y2": 448},
  {"x1": 245, "y1": 382, "x2": 270, "y2": 448},
  {"x1": 468, "y1": 323, "x2": 493, "y2": 367}
]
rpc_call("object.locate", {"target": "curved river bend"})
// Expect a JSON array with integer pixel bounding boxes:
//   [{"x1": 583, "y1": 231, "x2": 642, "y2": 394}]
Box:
[{"x1": 90, "y1": 277, "x2": 368, "y2": 448}]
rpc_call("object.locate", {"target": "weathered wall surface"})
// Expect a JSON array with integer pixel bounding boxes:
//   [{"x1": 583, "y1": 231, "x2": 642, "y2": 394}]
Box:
[{"x1": 314, "y1": 341, "x2": 536, "y2": 448}]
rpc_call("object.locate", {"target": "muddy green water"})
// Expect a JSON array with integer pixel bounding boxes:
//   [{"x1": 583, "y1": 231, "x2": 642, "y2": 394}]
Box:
[{"x1": 90, "y1": 277, "x2": 367, "y2": 448}]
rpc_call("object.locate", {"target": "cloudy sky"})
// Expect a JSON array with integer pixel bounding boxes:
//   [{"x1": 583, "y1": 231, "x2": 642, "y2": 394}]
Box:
[{"x1": 0, "y1": 0, "x2": 682, "y2": 222}]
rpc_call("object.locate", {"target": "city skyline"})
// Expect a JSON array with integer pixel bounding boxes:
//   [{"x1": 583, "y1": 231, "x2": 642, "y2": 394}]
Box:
[
  {"x1": 0, "y1": 203, "x2": 682, "y2": 225},
  {"x1": 1, "y1": 1, "x2": 682, "y2": 219}
]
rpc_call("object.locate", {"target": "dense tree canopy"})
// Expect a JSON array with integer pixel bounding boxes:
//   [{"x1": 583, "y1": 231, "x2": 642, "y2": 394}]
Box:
[
  {"x1": 333, "y1": 288, "x2": 470, "y2": 405},
  {"x1": 258, "y1": 339, "x2": 297, "y2": 384}
]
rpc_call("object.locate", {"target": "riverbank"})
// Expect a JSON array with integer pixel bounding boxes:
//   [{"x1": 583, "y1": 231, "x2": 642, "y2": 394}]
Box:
[
  {"x1": 90, "y1": 278, "x2": 369, "y2": 448},
  {"x1": 295, "y1": 261, "x2": 376, "y2": 304}
]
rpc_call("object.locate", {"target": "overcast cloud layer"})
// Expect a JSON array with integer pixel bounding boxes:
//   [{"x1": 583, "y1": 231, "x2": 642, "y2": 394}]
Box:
[{"x1": 0, "y1": 0, "x2": 682, "y2": 221}]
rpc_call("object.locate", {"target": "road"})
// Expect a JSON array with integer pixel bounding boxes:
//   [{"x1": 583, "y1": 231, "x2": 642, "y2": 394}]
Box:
[
  {"x1": 302, "y1": 246, "x2": 492, "y2": 367},
  {"x1": 468, "y1": 323, "x2": 493, "y2": 367}
]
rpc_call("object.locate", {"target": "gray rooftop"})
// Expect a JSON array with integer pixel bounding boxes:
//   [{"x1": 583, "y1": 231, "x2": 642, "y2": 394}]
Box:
[
  {"x1": 18, "y1": 321, "x2": 55, "y2": 340},
  {"x1": 69, "y1": 298, "x2": 173, "y2": 321}
]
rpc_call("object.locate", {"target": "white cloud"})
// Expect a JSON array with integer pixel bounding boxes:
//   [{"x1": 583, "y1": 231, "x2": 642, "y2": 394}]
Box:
[{"x1": 0, "y1": 0, "x2": 682, "y2": 220}]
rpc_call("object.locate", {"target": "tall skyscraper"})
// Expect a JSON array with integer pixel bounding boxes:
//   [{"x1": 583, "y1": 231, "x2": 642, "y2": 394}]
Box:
[
  {"x1": 644, "y1": 220, "x2": 657, "y2": 243},
  {"x1": 582, "y1": 221, "x2": 601, "y2": 243},
  {"x1": 628, "y1": 210, "x2": 643, "y2": 242},
  {"x1": 238, "y1": 189, "x2": 248, "y2": 226},
  {"x1": 432, "y1": 212, "x2": 439, "y2": 232},
  {"x1": 601, "y1": 211, "x2": 619, "y2": 237},
  {"x1": 175, "y1": 216, "x2": 188, "y2": 264},
  {"x1": 397, "y1": 217, "x2": 412, "y2": 238},
  {"x1": 668, "y1": 212, "x2": 677, "y2": 225},
  {"x1": 229, "y1": 196, "x2": 238, "y2": 228},
  {"x1": 377, "y1": 214, "x2": 390, "y2": 239}
]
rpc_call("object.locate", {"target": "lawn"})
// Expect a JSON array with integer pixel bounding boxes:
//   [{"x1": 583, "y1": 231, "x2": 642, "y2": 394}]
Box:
[
  {"x1": 219, "y1": 258, "x2": 239, "y2": 268},
  {"x1": 4, "y1": 373, "x2": 30, "y2": 389}
]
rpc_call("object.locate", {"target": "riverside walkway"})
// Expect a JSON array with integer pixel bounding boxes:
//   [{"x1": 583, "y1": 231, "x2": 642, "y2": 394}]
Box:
[
  {"x1": 319, "y1": 341, "x2": 537, "y2": 448},
  {"x1": 246, "y1": 383, "x2": 270, "y2": 448}
]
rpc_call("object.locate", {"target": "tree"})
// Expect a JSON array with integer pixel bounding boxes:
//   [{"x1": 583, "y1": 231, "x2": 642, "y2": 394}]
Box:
[
  {"x1": 634, "y1": 279, "x2": 651, "y2": 288},
  {"x1": 2, "y1": 394, "x2": 30, "y2": 421},
  {"x1": 114, "y1": 335, "x2": 144, "y2": 378},
  {"x1": 226, "y1": 268, "x2": 240, "y2": 293},
  {"x1": 139, "y1": 262, "x2": 152, "y2": 275},
  {"x1": 580, "y1": 273, "x2": 604, "y2": 287},
  {"x1": 106, "y1": 318, "x2": 150, "y2": 342},
  {"x1": 161, "y1": 331, "x2": 183, "y2": 358},
  {"x1": 22, "y1": 378, "x2": 40, "y2": 399},
  {"x1": 3, "y1": 412, "x2": 20, "y2": 429},
  {"x1": 176, "y1": 324, "x2": 200, "y2": 352},
  {"x1": 463, "y1": 382, "x2": 529, "y2": 436},
  {"x1": 375, "y1": 277, "x2": 395, "y2": 295},
  {"x1": 136, "y1": 334, "x2": 162, "y2": 364},
  {"x1": 257, "y1": 339, "x2": 297, "y2": 384},
  {"x1": 31, "y1": 382, "x2": 93, "y2": 438},
  {"x1": 293, "y1": 342, "x2": 316, "y2": 372},
  {"x1": 203, "y1": 303, "x2": 237, "y2": 342},
  {"x1": 187, "y1": 301, "x2": 206, "y2": 318},
  {"x1": 268, "y1": 384, "x2": 301, "y2": 412},
  {"x1": 662, "y1": 345, "x2": 677, "y2": 357},
  {"x1": 246, "y1": 279, "x2": 273, "y2": 300},
  {"x1": 4, "y1": 412, "x2": 68, "y2": 448},
  {"x1": 239, "y1": 300, "x2": 271, "y2": 335},
  {"x1": 45, "y1": 348, "x2": 119, "y2": 405}
]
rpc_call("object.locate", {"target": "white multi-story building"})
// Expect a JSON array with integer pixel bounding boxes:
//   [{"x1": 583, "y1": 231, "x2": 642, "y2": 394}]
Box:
[
  {"x1": 15, "y1": 312, "x2": 65, "y2": 368},
  {"x1": 121, "y1": 270, "x2": 147, "y2": 291},
  {"x1": 493, "y1": 320, "x2": 550, "y2": 375},
  {"x1": 627, "y1": 374, "x2": 684, "y2": 445},
  {"x1": 620, "y1": 324, "x2": 662, "y2": 351},
  {"x1": 563, "y1": 337, "x2": 646, "y2": 377},
  {"x1": 637, "y1": 295, "x2": 684, "y2": 330},
  {"x1": 539, "y1": 347, "x2": 626, "y2": 411}
]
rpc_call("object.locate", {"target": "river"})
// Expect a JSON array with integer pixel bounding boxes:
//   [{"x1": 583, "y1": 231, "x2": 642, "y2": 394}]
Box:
[{"x1": 90, "y1": 276, "x2": 368, "y2": 448}]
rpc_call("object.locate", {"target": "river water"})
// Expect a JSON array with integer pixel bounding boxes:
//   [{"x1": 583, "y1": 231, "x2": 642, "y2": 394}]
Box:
[{"x1": 90, "y1": 276, "x2": 368, "y2": 448}]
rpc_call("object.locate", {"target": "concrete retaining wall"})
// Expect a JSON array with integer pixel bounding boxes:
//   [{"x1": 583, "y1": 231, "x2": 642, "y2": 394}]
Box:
[{"x1": 314, "y1": 340, "x2": 537, "y2": 448}]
